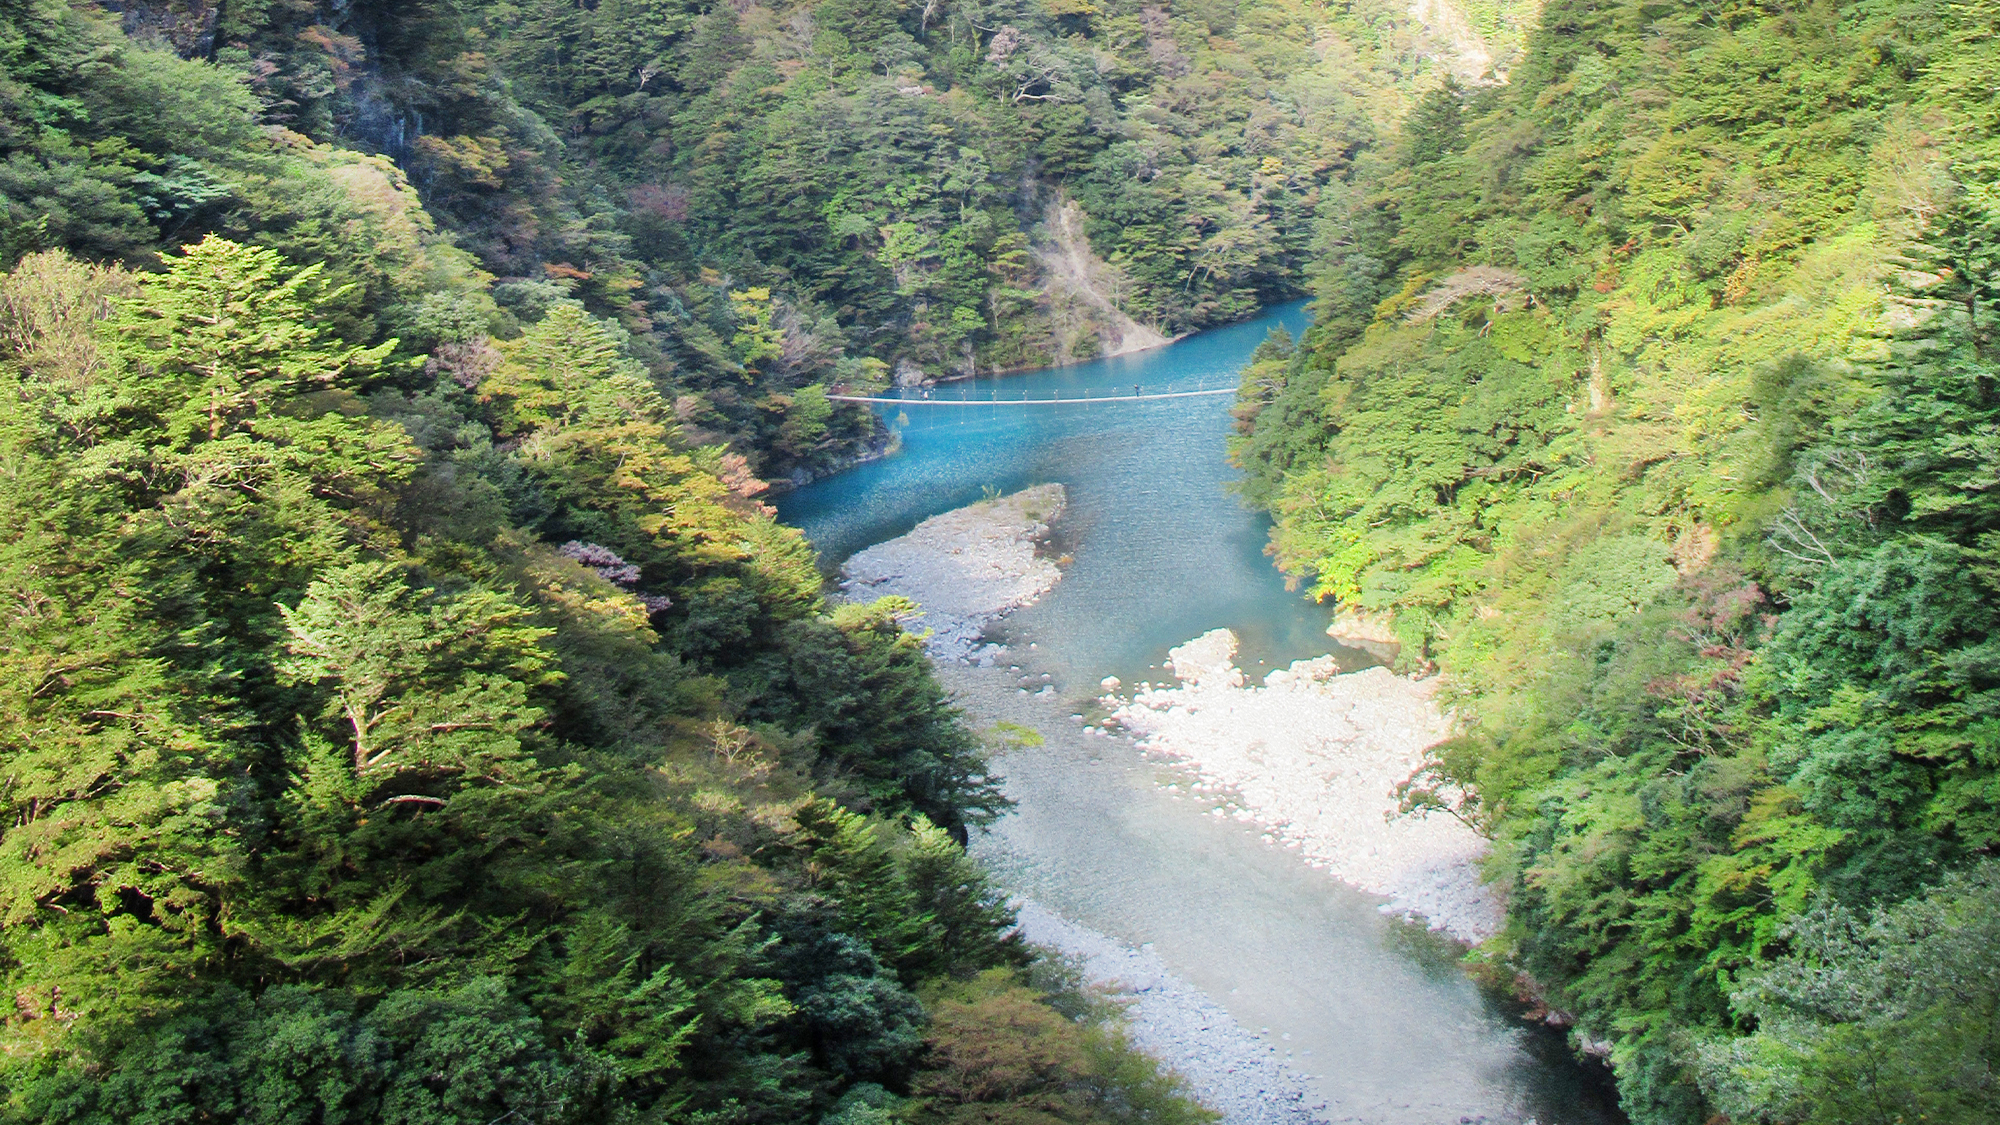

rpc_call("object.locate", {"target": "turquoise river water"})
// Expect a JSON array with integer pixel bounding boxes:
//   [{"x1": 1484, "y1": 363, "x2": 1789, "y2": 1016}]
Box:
[{"x1": 779, "y1": 304, "x2": 1625, "y2": 1124}]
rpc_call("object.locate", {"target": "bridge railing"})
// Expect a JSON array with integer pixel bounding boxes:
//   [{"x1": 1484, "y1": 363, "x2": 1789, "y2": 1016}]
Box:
[{"x1": 826, "y1": 387, "x2": 1238, "y2": 406}]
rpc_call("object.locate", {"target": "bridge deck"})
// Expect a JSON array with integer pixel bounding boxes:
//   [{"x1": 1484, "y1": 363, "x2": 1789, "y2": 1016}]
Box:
[{"x1": 827, "y1": 387, "x2": 1238, "y2": 406}]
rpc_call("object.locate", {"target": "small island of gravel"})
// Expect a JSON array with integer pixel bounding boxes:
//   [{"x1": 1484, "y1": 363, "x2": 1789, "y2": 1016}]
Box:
[{"x1": 840, "y1": 483, "x2": 1066, "y2": 663}]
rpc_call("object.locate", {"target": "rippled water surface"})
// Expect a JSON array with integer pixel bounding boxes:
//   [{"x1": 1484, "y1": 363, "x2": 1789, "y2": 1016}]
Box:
[
  {"x1": 778, "y1": 305, "x2": 1623, "y2": 1124},
  {"x1": 780, "y1": 302, "x2": 1337, "y2": 685}
]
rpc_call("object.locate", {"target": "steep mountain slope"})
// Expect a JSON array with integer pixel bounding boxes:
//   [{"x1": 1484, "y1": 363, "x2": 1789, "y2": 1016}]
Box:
[
  {"x1": 1232, "y1": 0, "x2": 2000, "y2": 1120},
  {"x1": 28, "y1": 0, "x2": 1504, "y2": 486},
  {"x1": 0, "y1": 4, "x2": 1247, "y2": 1122}
]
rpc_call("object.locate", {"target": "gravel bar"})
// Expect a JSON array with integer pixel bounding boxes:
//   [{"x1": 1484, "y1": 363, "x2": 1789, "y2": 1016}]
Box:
[{"x1": 1013, "y1": 900, "x2": 1330, "y2": 1125}]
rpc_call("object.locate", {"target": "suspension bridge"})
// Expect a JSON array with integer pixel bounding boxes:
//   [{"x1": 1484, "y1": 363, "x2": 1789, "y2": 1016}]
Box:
[{"x1": 827, "y1": 386, "x2": 1239, "y2": 406}]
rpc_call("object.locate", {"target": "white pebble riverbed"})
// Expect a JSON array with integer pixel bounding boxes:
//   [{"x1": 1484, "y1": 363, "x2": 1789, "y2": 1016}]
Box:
[
  {"x1": 1013, "y1": 900, "x2": 1329, "y2": 1125},
  {"x1": 839, "y1": 483, "x2": 1065, "y2": 663},
  {"x1": 1109, "y1": 630, "x2": 1502, "y2": 943},
  {"x1": 839, "y1": 487, "x2": 1502, "y2": 1121}
]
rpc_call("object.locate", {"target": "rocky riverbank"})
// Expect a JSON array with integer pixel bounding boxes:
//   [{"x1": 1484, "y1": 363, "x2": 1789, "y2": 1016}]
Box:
[
  {"x1": 840, "y1": 487, "x2": 1500, "y2": 1119},
  {"x1": 841, "y1": 485, "x2": 1503, "y2": 938},
  {"x1": 845, "y1": 488, "x2": 1329, "y2": 1122},
  {"x1": 839, "y1": 484, "x2": 1065, "y2": 663},
  {"x1": 1105, "y1": 629, "x2": 1502, "y2": 942},
  {"x1": 1012, "y1": 901, "x2": 1327, "y2": 1125}
]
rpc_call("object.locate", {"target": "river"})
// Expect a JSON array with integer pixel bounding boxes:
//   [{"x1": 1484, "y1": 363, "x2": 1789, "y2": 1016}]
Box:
[{"x1": 778, "y1": 304, "x2": 1625, "y2": 1125}]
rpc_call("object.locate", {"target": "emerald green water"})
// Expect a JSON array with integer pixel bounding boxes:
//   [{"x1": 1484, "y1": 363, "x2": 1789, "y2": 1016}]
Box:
[
  {"x1": 778, "y1": 306, "x2": 1623, "y2": 1124},
  {"x1": 779, "y1": 302, "x2": 1346, "y2": 686}
]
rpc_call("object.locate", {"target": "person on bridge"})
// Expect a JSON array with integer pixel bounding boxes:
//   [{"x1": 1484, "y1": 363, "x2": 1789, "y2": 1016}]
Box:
[{"x1": 1134, "y1": 384, "x2": 1140, "y2": 398}]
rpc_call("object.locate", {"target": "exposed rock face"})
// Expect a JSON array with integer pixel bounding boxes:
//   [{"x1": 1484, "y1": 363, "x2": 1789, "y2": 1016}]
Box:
[
  {"x1": 1110, "y1": 629, "x2": 1501, "y2": 941},
  {"x1": 1326, "y1": 606, "x2": 1400, "y2": 664},
  {"x1": 1409, "y1": 0, "x2": 1496, "y2": 82},
  {"x1": 839, "y1": 484, "x2": 1066, "y2": 663},
  {"x1": 893, "y1": 357, "x2": 931, "y2": 387},
  {"x1": 107, "y1": 1, "x2": 223, "y2": 57}
]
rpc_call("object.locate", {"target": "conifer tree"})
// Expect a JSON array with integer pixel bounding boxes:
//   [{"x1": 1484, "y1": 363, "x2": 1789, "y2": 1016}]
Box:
[{"x1": 276, "y1": 559, "x2": 554, "y2": 781}]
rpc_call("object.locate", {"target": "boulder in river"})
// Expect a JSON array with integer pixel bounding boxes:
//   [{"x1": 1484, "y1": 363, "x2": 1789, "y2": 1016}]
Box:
[
  {"x1": 1166, "y1": 628, "x2": 1247, "y2": 689},
  {"x1": 1326, "y1": 606, "x2": 1400, "y2": 664}
]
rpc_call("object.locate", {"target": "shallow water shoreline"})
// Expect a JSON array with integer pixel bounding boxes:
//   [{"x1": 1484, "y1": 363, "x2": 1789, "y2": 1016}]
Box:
[
  {"x1": 838, "y1": 483, "x2": 1066, "y2": 663},
  {"x1": 837, "y1": 488, "x2": 1522, "y2": 1119},
  {"x1": 1106, "y1": 630, "x2": 1502, "y2": 943},
  {"x1": 841, "y1": 487, "x2": 1500, "y2": 940},
  {"x1": 1011, "y1": 900, "x2": 1328, "y2": 1125},
  {"x1": 840, "y1": 491, "x2": 1337, "y2": 1121}
]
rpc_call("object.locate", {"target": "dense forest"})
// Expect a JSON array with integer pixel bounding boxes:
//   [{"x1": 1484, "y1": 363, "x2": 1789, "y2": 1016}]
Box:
[
  {"x1": 0, "y1": 0, "x2": 1488, "y2": 1119},
  {"x1": 0, "y1": 223, "x2": 1241, "y2": 1121},
  {"x1": 15, "y1": 0, "x2": 1997, "y2": 1122},
  {"x1": 1230, "y1": 0, "x2": 2000, "y2": 1121},
  {"x1": 3, "y1": 0, "x2": 1496, "y2": 485}
]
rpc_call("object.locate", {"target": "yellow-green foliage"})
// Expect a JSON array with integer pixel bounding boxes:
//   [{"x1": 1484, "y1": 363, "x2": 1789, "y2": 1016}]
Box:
[
  {"x1": 1239, "y1": 1, "x2": 2000, "y2": 1121},
  {"x1": 0, "y1": 231, "x2": 1178, "y2": 1124}
]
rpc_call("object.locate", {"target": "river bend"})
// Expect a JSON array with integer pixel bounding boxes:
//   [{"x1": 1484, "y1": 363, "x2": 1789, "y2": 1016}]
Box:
[{"x1": 779, "y1": 306, "x2": 1623, "y2": 1124}]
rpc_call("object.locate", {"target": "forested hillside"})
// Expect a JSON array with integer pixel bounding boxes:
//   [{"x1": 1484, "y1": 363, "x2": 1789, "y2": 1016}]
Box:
[
  {"x1": 2, "y1": 0, "x2": 1507, "y2": 485},
  {"x1": 27, "y1": 0, "x2": 2000, "y2": 1121},
  {"x1": 1231, "y1": 0, "x2": 2000, "y2": 1121},
  {"x1": 0, "y1": 0, "x2": 1384, "y2": 1119},
  {"x1": 0, "y1": 224, "x2": 1243, "y2": 1120}
]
